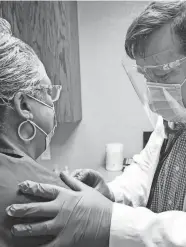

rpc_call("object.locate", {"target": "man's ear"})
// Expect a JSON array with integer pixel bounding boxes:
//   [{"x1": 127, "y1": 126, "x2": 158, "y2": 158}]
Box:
[{"x1": 13, "y1": 92, "x2": 33, "y2": 120}]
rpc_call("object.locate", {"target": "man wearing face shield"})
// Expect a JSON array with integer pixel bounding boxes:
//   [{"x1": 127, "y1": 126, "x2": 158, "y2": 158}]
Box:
[{"x1": 6, "y1": 1, "x2": 186, "y2": 247}]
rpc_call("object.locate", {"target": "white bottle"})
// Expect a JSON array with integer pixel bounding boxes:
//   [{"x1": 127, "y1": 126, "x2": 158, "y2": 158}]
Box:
[{"x1": 106, "y1": 143, "x2": 124, "y2": 171}]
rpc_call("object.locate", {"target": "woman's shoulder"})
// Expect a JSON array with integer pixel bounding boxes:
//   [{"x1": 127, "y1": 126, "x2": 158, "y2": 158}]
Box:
[{"x1": 0, "y1": 152, "x2": 68, "y2": 191}]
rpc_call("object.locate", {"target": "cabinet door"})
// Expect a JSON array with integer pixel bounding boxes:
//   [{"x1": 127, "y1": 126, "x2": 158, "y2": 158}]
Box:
[{"x1": 0, "y1": 1, "x2": 82, "y2": 123}]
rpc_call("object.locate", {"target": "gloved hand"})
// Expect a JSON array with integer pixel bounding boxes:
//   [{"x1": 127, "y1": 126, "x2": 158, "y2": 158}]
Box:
[
  {"x1": 71, "y1": 169, "x2": 115, "y2": 201},
  {"x1": 6, "y1": 172, "x2": 113, "y2": 247}
]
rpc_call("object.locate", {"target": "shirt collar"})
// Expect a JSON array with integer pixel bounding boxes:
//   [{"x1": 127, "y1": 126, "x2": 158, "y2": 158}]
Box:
[{"x1": 0, "y1": 134, "x2": 26, "y2": 158}]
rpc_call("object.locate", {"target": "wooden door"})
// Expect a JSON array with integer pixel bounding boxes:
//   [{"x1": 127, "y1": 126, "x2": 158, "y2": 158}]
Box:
[{"x1": 0, "y1": 1, "x2": 82, "y2": 123}]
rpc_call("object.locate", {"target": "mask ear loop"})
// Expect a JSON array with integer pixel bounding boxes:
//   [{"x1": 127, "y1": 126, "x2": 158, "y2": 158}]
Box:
[
  {"x1": 18, "y1": 119, "x2": 37, "y2": 142},
  {"x1": 180, "y1": 78, "x2": 186, "y2": 87}
]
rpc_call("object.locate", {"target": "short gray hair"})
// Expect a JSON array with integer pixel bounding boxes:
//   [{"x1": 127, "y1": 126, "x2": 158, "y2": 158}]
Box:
[{"x1": 125, "y1": 0, "x2": 186, "y2": 59}]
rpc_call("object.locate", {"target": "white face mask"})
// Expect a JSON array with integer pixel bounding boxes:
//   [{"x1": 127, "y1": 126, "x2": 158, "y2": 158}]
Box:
[
  {"x1": 27, "y1": 95, "x2": 57, "y2": 150},
  {"x1": 146, "y1": 79, "x2": 186, "y2": 123}
]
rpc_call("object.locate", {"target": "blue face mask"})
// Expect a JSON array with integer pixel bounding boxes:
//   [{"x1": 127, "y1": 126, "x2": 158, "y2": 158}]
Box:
[{"x1": 27, "y1": 95, "x2": 57, "y2": 150}]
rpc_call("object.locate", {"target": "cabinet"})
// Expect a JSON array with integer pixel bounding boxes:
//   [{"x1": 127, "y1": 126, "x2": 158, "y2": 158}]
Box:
[{"x1": 0, "y1": 1, "x2": 82, "y2": 123}]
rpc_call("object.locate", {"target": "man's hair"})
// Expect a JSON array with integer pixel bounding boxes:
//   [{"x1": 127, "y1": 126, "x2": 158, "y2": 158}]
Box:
[{"x1": 125, "y1": 1, "x2": 186, "y2": 59}]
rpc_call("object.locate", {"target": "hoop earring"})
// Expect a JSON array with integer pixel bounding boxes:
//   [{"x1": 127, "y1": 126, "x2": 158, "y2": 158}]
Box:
[{"x1": 18, "y1": 120, "x2": 36, "y2": 142}]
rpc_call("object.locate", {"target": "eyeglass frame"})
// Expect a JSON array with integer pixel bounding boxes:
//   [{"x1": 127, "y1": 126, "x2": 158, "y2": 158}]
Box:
[
  {"x1": 122, "y1": 56, "x2": 186, "y2": 83},
  {"x1": 135, "y1": 56, "x2": 186, "y2": 73},
  {"x1": 31, "y1": 84, "x2": 62, "y2": 102}
]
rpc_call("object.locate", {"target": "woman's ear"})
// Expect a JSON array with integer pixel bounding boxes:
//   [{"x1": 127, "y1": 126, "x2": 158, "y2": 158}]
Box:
[{"x1": 13, "y1": 92, "x2": 33, "y2": 120}]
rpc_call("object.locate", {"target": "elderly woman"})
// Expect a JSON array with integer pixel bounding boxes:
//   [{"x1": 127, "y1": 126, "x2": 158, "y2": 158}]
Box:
[{"x1": 0, "y1": 17, "x2": 64, "y2": 247}]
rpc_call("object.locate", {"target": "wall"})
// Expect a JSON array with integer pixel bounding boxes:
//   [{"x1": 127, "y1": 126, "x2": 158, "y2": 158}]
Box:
[{"x1": 39, "y1": 1, "x2": 153, "y2": 172}]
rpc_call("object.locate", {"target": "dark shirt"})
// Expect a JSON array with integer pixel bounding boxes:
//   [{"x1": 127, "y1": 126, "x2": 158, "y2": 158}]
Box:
[
  {"x1": 0, "y1": 134, "x2": 68, "y2": 247},
  {"x1": 149, "y1": 125, "x2": 186, "y2": 212}
]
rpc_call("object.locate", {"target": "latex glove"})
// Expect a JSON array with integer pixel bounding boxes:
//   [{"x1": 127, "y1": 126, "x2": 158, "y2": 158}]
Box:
[
  {"x1": 6, "y1": 172, "x2": 113, "y2": 247},
  {"x1": 71, "y1": 169, "x2": 115, "y2": 201}
]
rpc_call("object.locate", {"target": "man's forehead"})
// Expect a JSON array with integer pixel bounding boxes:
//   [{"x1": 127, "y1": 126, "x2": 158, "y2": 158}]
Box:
[{"x1": 136, "y1": 24, "x2": 182, "y2": 67}]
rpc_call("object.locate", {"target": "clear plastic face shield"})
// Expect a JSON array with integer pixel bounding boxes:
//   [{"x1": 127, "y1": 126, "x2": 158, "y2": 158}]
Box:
[
  {"x1": 122, "y1": 60, "x2": 159, "y2": 128},
  {"x1": 122, "y1": 51, "x2": 186, "y2": 126}
]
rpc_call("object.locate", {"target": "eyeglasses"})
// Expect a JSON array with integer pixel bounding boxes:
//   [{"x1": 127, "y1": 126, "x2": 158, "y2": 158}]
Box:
[
  {"x1": 135, "y1": 56, "x2": 186, "y2": 83},
  {"x1": 33, "y1": 84, "x2": 62, "y2": 102}
]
